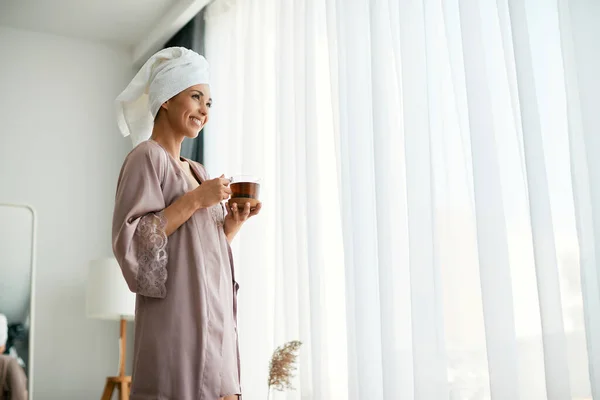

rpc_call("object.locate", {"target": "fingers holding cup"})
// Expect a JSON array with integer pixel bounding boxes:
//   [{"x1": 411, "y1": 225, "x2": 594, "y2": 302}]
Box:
[
  {"x1": 226, "y1": 201, "x2": 236, "y2": 219},
  {"x1": 242, "y1": 202, "x2": 251, "y2": 220},
  {"x1": 249, "y1": 202, "x2": 262, "y2": 217},
  {"x1": 232, "y1": 202, "x2": 240, "y2": 220}
]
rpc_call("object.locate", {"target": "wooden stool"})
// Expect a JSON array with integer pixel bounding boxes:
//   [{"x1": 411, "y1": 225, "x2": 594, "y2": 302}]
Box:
[
  {"x1": 101, "y1": 376, "x2": 131, "y2": 400},
  {"x1": 100, "y1": 318, "x2": 132, "y2": 400}
]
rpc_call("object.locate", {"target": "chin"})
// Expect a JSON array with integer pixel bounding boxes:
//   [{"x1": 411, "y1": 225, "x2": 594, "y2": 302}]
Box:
[{"x1": 184, "y1": 128, "x2": 202, "y2": 139}]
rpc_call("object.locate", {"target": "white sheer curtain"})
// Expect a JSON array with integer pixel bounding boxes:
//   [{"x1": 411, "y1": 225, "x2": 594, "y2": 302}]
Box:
[{"x1": 202, "y1": 0, "x2": 600, "y2": 399}]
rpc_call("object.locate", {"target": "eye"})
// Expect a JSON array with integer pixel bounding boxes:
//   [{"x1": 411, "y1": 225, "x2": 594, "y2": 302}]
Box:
[
  {"x1": 192, "y1": 94, "x2": 200, "y2": 100},
  {"x1": 207, "y1": 102, "x2": 212, "y2": 108}
]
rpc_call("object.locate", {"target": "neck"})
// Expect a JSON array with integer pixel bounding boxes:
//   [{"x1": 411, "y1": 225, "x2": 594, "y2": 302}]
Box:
[{"x1": 150, "y1": 118, "x2": 185, "y2": 161}]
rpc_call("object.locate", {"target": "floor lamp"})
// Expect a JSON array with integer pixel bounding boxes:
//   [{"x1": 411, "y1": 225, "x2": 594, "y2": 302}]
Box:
[{"x1": 86, "y1": 258, "x2": 136, "y2": 400}]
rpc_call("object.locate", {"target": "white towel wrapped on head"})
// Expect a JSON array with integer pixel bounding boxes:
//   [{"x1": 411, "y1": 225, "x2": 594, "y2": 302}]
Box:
[{"x1": 115, "y1": 47, "x2": 211, "y2": 147}]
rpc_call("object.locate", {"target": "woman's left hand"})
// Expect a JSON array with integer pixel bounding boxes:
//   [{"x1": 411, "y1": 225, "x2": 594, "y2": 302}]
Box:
[{"x1": 223, "y1": 201, "x2": 262, "y2": 242}]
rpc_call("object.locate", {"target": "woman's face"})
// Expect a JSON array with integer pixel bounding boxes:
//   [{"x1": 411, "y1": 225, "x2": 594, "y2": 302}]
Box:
[{"x1": 161, "y1": 84, "x2": 212, "y2": 138}]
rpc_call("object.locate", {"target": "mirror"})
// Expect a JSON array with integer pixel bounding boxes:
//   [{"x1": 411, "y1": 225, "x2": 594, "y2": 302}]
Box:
[{"x1": 0, "y1": 203, "x2": 36, "y2": 397}]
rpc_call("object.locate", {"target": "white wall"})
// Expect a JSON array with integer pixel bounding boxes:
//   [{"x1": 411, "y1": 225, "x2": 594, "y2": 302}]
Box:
[{"x1": 0, "y1": 26, "x2": 135, "y2": 399}]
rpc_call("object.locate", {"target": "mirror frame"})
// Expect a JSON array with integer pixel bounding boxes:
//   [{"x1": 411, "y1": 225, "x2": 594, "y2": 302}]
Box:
[{"x1": 0, "y1": 203, "x2": 37, "y2": 398}]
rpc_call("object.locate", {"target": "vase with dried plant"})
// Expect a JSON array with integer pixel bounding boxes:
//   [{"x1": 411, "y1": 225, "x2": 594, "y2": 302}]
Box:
[{"x1": 266, "y1": 340, "x2": 302, "y2": 400}]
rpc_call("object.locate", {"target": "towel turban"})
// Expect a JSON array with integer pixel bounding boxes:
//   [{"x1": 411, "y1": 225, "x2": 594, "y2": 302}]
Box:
[{"x1": 115, "y1": 47, "x2": 211, "y2": 147}]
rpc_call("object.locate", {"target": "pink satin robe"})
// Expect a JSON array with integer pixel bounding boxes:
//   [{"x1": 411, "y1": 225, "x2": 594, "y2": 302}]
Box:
[{"x1": 112, "y1": 140, "x2": 241, "y2": 400}]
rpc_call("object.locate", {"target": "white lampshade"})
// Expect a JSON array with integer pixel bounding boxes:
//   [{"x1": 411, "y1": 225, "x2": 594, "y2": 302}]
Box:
[{"x1": 86, "y1": 258, "x2": 135, "y2": 321}]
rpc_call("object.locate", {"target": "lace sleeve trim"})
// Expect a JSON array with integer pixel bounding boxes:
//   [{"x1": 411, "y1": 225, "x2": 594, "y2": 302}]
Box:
[
  {"x1": 135, "y1": 211, "x2": 168, "y2": 298},
  {"x1": 210, "y1": 203, "x2": 225, "y2": 227}
]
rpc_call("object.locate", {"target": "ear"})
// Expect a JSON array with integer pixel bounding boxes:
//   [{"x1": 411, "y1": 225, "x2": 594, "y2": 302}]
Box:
[{"x1": 161, "y1": 100, "x2": 170, "y2": 111}]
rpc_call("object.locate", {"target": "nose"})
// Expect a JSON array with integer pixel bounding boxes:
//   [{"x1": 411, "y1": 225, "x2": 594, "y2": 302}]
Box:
[{"x1": 199, "y1": 103, "x2": 208, "y2": 116}]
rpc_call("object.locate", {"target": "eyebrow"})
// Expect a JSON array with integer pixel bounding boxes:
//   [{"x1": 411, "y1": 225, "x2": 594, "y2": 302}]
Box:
[{"x1": 191, "y1": 90, "x2": 212, "y2": 103}]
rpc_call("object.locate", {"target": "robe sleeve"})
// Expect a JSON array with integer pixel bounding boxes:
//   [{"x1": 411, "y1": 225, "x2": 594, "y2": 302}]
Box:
[
  {"x1": 5, "y1": 357, "x2": 27, "y2": 400},
  {"x1": 112, "y1": 144, "x2": 168, "y2": 298}
]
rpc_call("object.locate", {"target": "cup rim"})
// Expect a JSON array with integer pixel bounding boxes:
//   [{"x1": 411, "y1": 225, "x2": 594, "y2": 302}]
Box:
[{"x1": 229, "y1": 175, "x2": 261, "y2": 183}]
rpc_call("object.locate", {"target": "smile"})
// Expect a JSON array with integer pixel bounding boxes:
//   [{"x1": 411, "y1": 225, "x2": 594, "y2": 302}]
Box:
[{"x1": 191, "y1": 117, "x2": 203, "y2": 128}]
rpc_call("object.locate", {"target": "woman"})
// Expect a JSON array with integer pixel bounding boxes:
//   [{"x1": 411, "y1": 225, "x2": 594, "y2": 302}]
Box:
[
  {"x1": 0, "y1": 314, "x2": 27, "y2": 400},
  {"x1": 112, "y1": 47, "x2": 260, "y2": 400}
]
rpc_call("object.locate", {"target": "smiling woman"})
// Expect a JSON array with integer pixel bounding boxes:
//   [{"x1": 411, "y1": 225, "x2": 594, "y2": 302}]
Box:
[
  {"x1": 0, "y1": 203, "x2": 36, "y2": 400},
  {"x1": 112, "y1": 47, "x2": 261, "y2": 400}
]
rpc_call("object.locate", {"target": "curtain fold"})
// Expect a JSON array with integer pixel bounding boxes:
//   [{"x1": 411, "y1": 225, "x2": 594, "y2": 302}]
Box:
[
  {"x1": 558, "y1": 1, "x2": 600, "y2": 398},
  {"x1": 202, "y1": 0, "x2": 599, "y2": 398},
  {"x1": 507, "y1": 0, "x2": 571, "y2": 396}
]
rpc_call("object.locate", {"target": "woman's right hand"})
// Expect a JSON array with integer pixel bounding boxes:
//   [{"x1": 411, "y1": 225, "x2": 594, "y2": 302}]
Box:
[{"x1": 194, "y1": 174, "x2": 232, "y2": 209}]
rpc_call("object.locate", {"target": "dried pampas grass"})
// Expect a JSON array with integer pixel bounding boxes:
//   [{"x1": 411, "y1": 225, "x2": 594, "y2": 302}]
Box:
[{"x1": 267, "y1": 340, "x2": 302, "y2": 399}]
